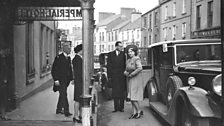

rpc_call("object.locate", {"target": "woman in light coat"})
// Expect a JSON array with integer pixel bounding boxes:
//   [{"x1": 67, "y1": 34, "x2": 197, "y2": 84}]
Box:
[{"x1": 124, "y1": 47, "x2": 143, "y2": 119}]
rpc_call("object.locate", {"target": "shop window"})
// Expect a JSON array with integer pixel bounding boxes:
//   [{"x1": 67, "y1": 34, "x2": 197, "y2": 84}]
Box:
[
  {"x1": 40, "y1": 24, "x2": 52, "y2": 77},
  {"x1": 26, "y1": 22, "x2": 35, "y2": 84}
]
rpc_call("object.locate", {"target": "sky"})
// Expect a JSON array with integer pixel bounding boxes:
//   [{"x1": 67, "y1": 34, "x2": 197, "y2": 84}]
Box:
[
  {"x1": 94, "y1": 0, "x2": 159, "y2": 23},
  {"x1": 58, "y1": 0, "x2": 159, "y2": 30}
]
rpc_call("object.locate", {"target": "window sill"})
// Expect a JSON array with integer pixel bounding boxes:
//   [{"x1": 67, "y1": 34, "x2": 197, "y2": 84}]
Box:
[
  {"x1": 40, "y1": 70, "x2": 51, "y2": 78},
  {"x1": 26, "y1": 71, "x2": 35, "y2": 85},
  {"x1": 26, "y1": 75, "x2": 35, "y2": 85},
  {"x1": 181, "y1": 12, "x2": 187, "y2": 16}
]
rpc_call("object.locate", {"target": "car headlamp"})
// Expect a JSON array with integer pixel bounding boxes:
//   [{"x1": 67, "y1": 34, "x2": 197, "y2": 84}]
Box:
[
  {"x1": 212, "y1": 74, "x2": 222, "y2": 96},
  {"x1": 188, "y1": 77, "x2": 196, "y2": 86}
]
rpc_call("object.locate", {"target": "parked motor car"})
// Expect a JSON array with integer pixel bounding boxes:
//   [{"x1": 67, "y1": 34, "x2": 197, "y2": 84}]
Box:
[{"x1": 146, "y1": 39, "x2": 221, "y2": 126}]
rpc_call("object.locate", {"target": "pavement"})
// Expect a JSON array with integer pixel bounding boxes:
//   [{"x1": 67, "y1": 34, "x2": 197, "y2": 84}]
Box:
[
  {"x1": 96, "y1": 85, "x2": 167, "y2": 126},
  {"x1": 0, "y1": 83, "x2": 168, "y2": 126},
  {"x1": 0, "y1": 84, "x2": 81, "y2": 126}
]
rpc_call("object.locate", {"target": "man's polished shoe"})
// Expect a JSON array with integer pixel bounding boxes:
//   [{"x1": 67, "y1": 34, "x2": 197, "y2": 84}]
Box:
[
  {"x1": 112, "y1": 110, "x2": 118, "y2": 113},
  {"x1": 64, "y1": 112, "x2": 72, "y2": 117},
  {"x1": 119, "y1": 109, "x2": 124, "y2": 112},
  {"x1": 56, "y1": 110, "x2": 64, "y2": 114},
  {"x1": 73, "y1": 117, "x2": 82, "y2": 123}
]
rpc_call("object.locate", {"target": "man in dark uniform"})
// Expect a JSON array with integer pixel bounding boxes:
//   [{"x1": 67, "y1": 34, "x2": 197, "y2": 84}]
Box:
[
  {"x1": 107, "y1": 41, "x2": 126, "y2": 112},
  {"x1": 51, "y1": 43, "x2": 73, "y2": 117}
]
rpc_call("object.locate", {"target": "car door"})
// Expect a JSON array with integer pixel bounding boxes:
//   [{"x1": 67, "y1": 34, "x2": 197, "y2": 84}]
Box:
[{"x1": 158, "y1": 46, "x2": 173, "y2": 103}]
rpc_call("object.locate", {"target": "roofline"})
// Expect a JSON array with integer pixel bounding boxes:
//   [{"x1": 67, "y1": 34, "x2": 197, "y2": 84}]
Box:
[
  {"x1": 148, "y1": 39, "x2": 221, "y2": 48},
  {"x1": 120, "y1": 17, "x2": 141, "y2": 31},
  {"x1": 96, "y1": 14, "x2": 121, "y2": 27},
  {"x1": 142, "y1": 5, "x2": 160, "y2": 16}
]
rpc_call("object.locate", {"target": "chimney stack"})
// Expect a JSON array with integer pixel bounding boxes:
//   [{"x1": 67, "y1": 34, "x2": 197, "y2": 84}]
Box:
[
  {"x1": 120, "y1": 7, "x2": 136, "y2": 18},
  {"x1": 98, "y1": 12, "x2": 115, "y2": 22},
  {"x1": 131, "y1": 11, "x2": 142, "y2": 22}
]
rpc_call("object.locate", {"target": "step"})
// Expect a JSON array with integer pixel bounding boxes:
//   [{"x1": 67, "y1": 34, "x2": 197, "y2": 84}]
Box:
[{"x1": 150, "y1": 102, "x2": 168, "y2": 116}]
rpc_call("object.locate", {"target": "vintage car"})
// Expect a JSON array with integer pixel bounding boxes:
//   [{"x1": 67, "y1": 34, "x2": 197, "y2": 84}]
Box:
[{"x1": 146, "y1": 39, "x2": 222, "y2": 126}]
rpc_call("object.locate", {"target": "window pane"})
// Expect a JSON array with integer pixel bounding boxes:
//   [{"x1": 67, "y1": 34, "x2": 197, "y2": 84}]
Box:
[
  {"x1": 176, "y1": 44, "x2": 221, "y2": 63},
  {"x1": 26, "y1": 22, "x2": 35, "y2": 81}
]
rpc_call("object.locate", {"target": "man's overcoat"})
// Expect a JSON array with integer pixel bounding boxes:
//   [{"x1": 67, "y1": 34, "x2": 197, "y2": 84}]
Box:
[{"x1": 107, "y1": 50, "x2": 126, "y2": 98}]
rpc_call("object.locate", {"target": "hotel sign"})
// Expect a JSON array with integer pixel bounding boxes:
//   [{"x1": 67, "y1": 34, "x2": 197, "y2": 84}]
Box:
[{"x1": 15, "y1": 7, "x2": 82, "y2": 21}]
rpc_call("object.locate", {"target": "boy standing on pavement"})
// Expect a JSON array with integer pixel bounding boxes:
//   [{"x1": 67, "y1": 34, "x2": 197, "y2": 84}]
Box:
[
  {"x1": 107, "y1": 41, "x2": 126, "y2": 112},
  {"x1": 51, "y1": 43, "x2": 73, "y2": 117}
]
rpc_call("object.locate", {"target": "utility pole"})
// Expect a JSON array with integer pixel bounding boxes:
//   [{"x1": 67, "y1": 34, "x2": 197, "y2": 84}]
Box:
[{"x1": 79, "y1": 0, "x2": 95, "y2": 126}]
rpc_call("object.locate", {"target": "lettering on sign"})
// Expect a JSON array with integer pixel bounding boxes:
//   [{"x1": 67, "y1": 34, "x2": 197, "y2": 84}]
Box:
[
  {"x1": 192, "y1": 28, "x2": 221, "y2": 38},
  {"x1": 16, "y1": 7, "x2": 82, "y2": 21}
]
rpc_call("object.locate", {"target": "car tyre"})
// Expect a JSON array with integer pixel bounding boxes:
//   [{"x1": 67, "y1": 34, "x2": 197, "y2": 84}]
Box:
[{"x1": 166, "y1": 76, "x2": 183, "y2": 107}]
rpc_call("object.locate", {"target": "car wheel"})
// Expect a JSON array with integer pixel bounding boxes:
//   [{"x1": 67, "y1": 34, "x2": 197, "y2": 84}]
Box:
[
  {"x1": 166, "y1": 76, "x2": 183, "y2": 107},
  {"x1": 147, "y1": 79, "x2": 158, "y2": 102},
  {"x1": 179, "y1": 106, "x2": 209, "y2": 126}
]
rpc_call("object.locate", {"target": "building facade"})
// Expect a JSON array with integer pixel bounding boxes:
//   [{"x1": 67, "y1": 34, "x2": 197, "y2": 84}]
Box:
[
  {"x1": 120, "y1": 12, "x2": 142, "y2": 47},
  {"x1": 94, "y1": 8, "x2": 136, "y2": 55},
  {"x1": 160, "y1": 0, "x2": 191, "y2": 41},
  {"x1": 0, "y1": 2, "x2": 58, "y2": 109},
  {"x1": 141, "y1": 5, "x2": 160, "y2": 47},
  {"x1": 14, "y1": 21, "x2": 57, "y2": 105},
  {"x1": 191, "y1": 0, "x2": 221, "y2": 39}
]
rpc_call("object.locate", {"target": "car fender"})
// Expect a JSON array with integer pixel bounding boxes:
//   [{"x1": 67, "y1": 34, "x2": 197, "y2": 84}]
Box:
[{"x1": 175, "y1": 86, "x2": 221, "y2": 118}]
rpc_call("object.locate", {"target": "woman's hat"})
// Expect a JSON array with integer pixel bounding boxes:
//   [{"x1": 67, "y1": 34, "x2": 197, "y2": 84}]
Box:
[
  {"x1": 74, "y1": 44, "x2": 83, "y2": 53},
  {"x1": 125, "y1": 44, "x2": 138, "y2": 54}
]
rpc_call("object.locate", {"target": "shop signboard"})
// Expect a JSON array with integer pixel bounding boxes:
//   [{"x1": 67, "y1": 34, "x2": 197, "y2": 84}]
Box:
[{"x1": 15, "y1": 7, "x2": 82, "y2": 21}]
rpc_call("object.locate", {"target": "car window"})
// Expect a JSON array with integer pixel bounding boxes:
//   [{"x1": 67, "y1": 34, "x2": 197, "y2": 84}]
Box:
[
  {"x1": 138, "y1": 48, "x2": 151, "y2": 68},
  {"x1": 159, "y1": 46, "x2": 172, "y2": 66},
  {"x1": 176, "y1": 44, "x2": 221, "y2": 63}
]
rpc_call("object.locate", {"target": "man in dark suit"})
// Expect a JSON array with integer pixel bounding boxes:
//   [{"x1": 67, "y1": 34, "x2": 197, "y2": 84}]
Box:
[
  {"x1": 107, "y1": 41, "x2": 126, "y2": 112},
  {"x1": 51, "y1": 43, "x2": 73, "y2": 117}
]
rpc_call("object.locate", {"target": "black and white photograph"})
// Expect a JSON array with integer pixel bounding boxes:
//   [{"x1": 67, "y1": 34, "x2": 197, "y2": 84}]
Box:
[{"x1": 0, "y1": 0, "x2": 223, "y2": 126}]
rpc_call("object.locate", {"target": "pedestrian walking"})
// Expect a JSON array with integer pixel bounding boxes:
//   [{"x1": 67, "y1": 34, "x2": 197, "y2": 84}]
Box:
[
  {"x1": 124, "y1": 45, "x2": 143, "y2": 119},
  {"x1": 0, "y1": 48, "x2": 11, "y2": 120},
  {"x1": 100, "y1": 67, "x2": 107, "y2": 91},
  {"x1": 107, "y1": 41, "x2": 126, "y2": 112},
  {"x1": 72, "y1": 44, "x2": 83, "y2": 123},
  {"x1": 51, "y1": 42, "x2": 73, "y2": 117}
]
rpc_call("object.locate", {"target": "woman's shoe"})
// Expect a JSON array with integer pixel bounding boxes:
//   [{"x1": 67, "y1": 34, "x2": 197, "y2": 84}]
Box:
[
  {"x1": 128, "y1": 113, "x2": 137, "y2": 119},
  {"x1": 0, "y1": 116, "x2": 11, "y2": 121},
  {"x1": 73, "y1": 117, "x2": 82, "y2": 123},
  {"x1": 135, "y1": 112, "x2": 142, "y2": 119},
  {"x1": 140, "y1": 110, "x2": 144, "y2": 115}
]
